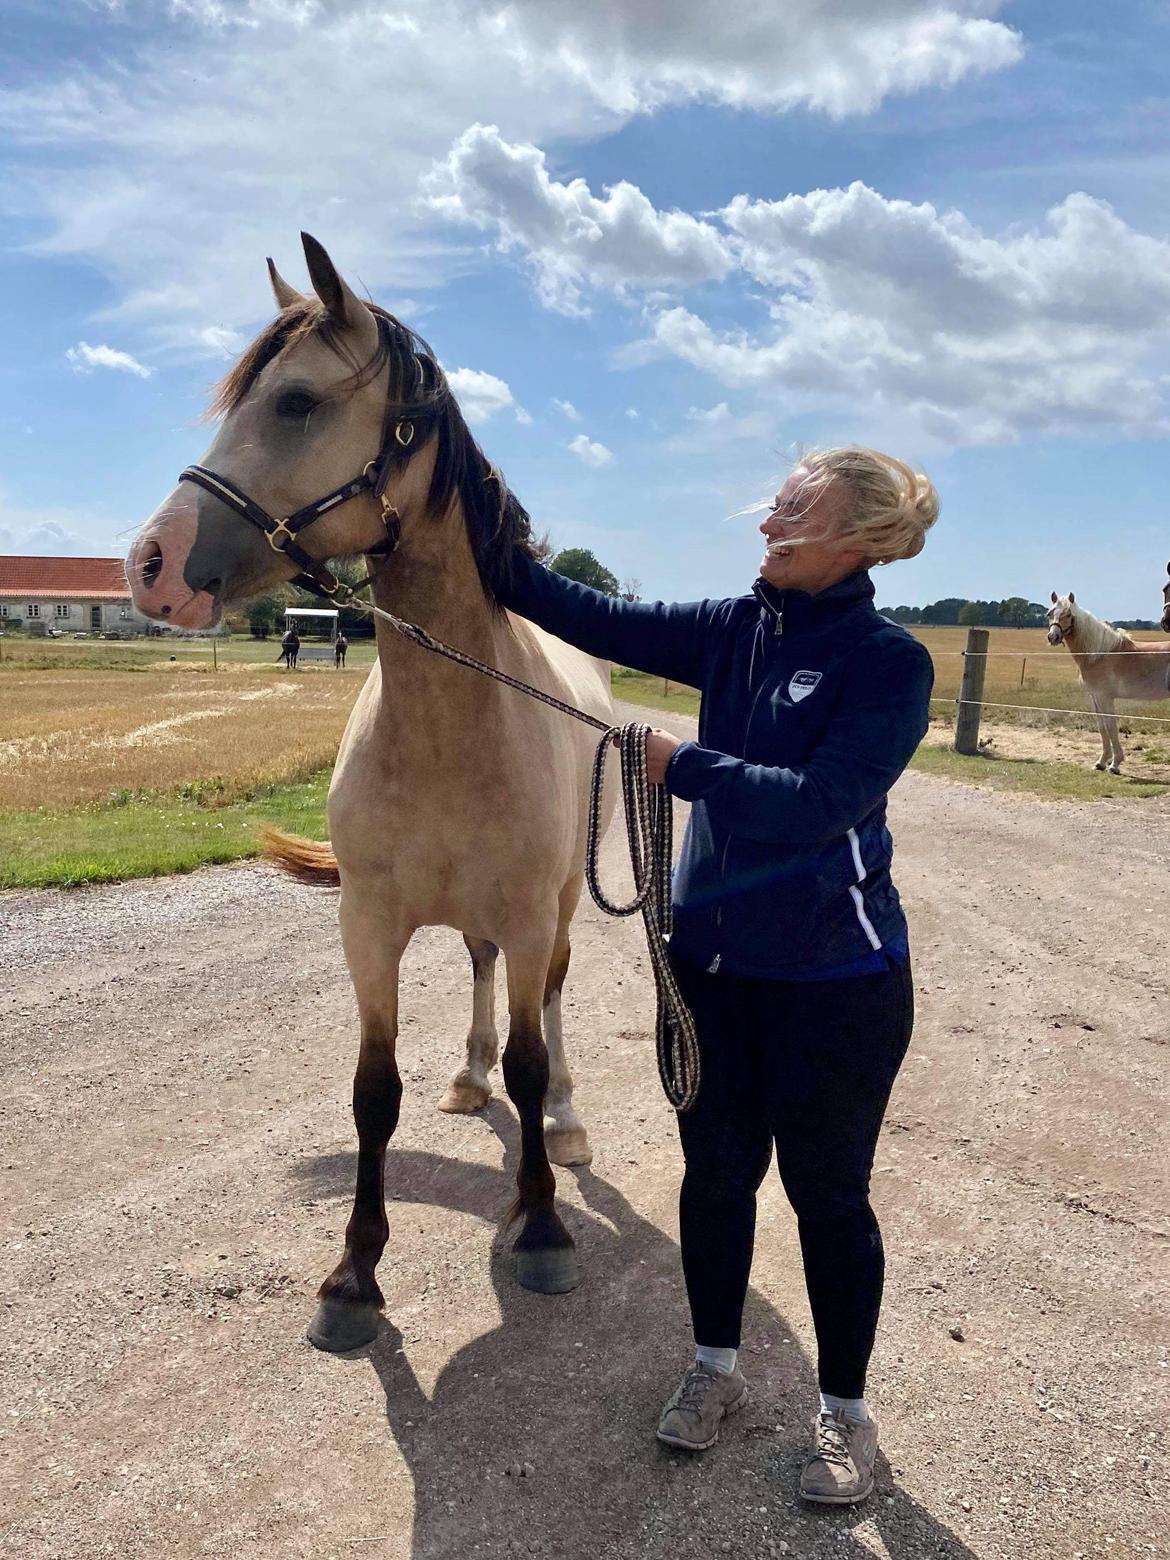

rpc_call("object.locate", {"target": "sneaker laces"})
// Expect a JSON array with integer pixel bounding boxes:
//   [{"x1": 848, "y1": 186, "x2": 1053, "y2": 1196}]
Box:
[
  {"x1": 813, "y1": 1411, "x2": 854, "y2": 1469},
  {"x1": 675, "y1": 1365, "x2": 718, "y2": 1415}
]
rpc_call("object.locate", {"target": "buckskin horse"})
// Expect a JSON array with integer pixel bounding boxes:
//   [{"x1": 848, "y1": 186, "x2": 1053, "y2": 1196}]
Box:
[
  {"x1": 127, "y1": 234, "x2": 616, "y2": 1350},
  {"x1": 1046, "y1": 591, "x2": 1170, "y2": 774}
]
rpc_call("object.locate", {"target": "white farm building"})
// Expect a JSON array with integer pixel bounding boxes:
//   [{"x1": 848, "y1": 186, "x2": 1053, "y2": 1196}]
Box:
[{"x1": 0, "y1": 556, "x2": 154, "y2": 635}]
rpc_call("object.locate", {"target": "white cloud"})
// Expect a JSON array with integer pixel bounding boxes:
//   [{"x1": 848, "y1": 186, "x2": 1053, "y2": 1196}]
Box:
[
  {"x1": 0, "y1": 507, "x2": 121, "y2": 556},
  {"x1": 65, "y1": 341, "x2": 152, "y2": 379},
  {"x1": 461, "y1": 0, "x2": 1022, "y2": 119},
  {"x1": 0, "y1": 3, "x2": 1019, "y2": 348},
  {"x1": 635, "y1": 184, "x2": 1170, "y2": 445},
  {"x1": 686, "y1": 401, "x2": 731, "y2": 424},
  {"x1": 553, "y1": 397, "x2": 582, "y2": 421},
  {"x1": 196, "y1": 324, "x2": 247, "y2": 358},
  {"x1": 422, "y1": 124, "x2": 733, "y2": 313},
  {"x1": 567, "y1": 434, "x2": 614, "y2": 467},
  {"x1": 624, "y1": 407, "x2": 640, "y2": 420},
  {"x1": 445, "y1": 366, "x2": 528, "y2": 425}
]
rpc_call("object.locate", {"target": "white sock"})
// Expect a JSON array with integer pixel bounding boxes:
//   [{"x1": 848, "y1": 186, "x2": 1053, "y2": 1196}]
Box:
[
  {"x1": 820, "y1": 1392, "x2": 869, "y2": 1423},
  {"x1": 695, "y1": 1344, "x2": 737, "y2": 1376}
]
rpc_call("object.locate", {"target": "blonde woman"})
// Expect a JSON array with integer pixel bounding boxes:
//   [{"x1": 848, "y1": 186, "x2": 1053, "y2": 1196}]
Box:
[{"x1": 502, "y1": 448, "x2": 938, "y2": 1505}]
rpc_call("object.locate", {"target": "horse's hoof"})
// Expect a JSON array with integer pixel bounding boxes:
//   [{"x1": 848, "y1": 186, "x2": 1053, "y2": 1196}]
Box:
[
  {"x1": 544, "y1": 1126, "x2": 593, "y2": 1167},
  {"x1": 438, "y1": 1081, "x2": 491, "y2": 1114},
  {"x1": 1110, "y1": 766, "x2": 1122, "y2": 776},
  {"x1": 1094, "y1": 761, "x2": 1106, "y2": 771},
  {"x1": 514, "y1": 1245, "x2": 580, "y2": 1295},
  {"x1": 307, "y1": 1297, "x2": 382, "y2": 1352}
]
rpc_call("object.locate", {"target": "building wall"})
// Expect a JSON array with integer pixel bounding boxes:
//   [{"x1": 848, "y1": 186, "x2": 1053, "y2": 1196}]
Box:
[{"x1": 0, "y1": 596, "x2": 154, "y2": 634}]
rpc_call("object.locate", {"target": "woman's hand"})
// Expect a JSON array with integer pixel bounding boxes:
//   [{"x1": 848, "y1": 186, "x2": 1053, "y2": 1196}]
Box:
[{"x1": 614, "y1": 727, "x2": 682, "y2": 786}]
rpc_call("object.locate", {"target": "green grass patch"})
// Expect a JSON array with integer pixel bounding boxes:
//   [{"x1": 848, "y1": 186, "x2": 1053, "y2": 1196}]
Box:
[
  {"x1": 909, "y1": 744, "x2": 1170, "y2": 801},
  {"x1": 0, "y1": 772, "x2": 332, "y2": 890},
  {"x1": 611, "y1": 666, "x2": 700, "y2": 717}
]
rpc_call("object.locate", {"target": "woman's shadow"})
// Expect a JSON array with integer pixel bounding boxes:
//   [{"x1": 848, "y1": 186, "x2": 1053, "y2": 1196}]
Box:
[{"x1": 292, "y1": 1105, "x2": 978, "y2": 1560}]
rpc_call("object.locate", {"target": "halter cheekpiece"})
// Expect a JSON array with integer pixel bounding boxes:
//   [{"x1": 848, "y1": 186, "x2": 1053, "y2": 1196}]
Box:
[{"x1": 178, "y1": 316, "x2": 430, "y2": 605}]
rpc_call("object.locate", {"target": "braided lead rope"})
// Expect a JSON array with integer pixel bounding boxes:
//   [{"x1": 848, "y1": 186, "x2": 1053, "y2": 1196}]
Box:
[{"x1": 367, "y1": 601, "x2": 701, "y2": 1111}]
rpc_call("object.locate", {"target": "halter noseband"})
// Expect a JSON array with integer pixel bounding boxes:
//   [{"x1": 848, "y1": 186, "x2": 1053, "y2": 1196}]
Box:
[{"x1": 178, "y1": 316, "x2": 432, "y2": 605}]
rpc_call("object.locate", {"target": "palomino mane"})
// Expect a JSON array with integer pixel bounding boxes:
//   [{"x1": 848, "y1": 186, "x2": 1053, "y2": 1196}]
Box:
[
  {"x1": 1066, "y1": 599, "x2": 1131, "y2": 657},
  {"x1": 210, "y1": 299, "x2": 537, "y2": 606}
]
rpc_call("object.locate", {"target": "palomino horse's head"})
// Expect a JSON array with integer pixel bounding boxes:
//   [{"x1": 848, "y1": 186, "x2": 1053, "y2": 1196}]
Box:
[
  {"x1": 127, "y1": 234, "x2": 531, "y2": 628},
  {"x1": 1162, "y1": 562, "x2": 1170, "y2": 634},
  {"x1": 1047, "y1": 591, "x2": 1076, "y2": 646}
]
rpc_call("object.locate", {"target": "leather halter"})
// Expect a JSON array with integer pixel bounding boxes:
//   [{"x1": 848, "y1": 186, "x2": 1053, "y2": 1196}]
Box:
[{"x1": 178, "y1": 315, "x2": 434, "y2": 605}]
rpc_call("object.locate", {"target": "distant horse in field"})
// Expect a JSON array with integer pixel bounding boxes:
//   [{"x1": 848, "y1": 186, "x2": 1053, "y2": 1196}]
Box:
[
  {"x1": 126, "y1": 233, "x2": 616, "y2": 1351},
  {"x1": 1046, "y1": 592, "x2": 1170, "y2": 773},
  {"x1": 1161, "y1": 562, "x2": 1170, "y2": 635}
]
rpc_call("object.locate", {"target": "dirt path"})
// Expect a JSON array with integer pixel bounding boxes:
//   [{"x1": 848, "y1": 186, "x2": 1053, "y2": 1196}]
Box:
[{"x1": 1, "y1": 704, "x2": 1166, "y2": 1560}]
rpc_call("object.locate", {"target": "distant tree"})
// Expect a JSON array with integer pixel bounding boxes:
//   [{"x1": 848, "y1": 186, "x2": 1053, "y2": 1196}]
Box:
[
  {"x1": 998, "y1": 596, "x2": 1032, "y2": 629},
  {"x1": 958, "y1": 601, "x2": 981, "y2": 626},
  {"x1": 550, "y1": 547, "x2": 620, "y2": 596},
  {"x1": 620, "y1": 576, "x2": 643, "y2": 602},
  {"x1": 247, "y1": 593, "x2": 283, "y2": 639}
]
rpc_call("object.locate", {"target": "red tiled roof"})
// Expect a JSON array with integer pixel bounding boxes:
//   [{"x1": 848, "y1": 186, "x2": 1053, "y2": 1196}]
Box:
[{"x1": 0, "y1": 556, "x2": 132, "y2": 600}]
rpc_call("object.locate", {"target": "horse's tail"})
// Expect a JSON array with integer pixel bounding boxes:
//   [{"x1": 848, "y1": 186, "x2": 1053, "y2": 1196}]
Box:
[{"x1": 261, "y1": 827, "x2": 341, "y2": 887}]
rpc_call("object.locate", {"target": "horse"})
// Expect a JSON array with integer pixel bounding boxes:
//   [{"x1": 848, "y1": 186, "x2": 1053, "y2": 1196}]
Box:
[
  {"x1": 279, "y1": 628, "x2": 300, "y2": 669},
  {"x1": 126, "y1": 233, "x2": 616, "y2": 1351},
  {"x1": 334, "y1": 632, "x2": 348, "y2": 669},
  {"x1": 1046, "y1": 592, "x2": 1170, "y2": 774},
  {"x1": 1161, "y1": 562, "x2": 1170, "y2": 635}
]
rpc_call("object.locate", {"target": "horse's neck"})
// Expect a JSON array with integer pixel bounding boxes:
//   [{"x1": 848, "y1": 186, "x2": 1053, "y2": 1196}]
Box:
[
  {"x1": 1068, "y1": 609, "x2": 1122, "y2": 658},
  {"x1": 370, "y1": 503, "x2": 501, "y2": 677}
]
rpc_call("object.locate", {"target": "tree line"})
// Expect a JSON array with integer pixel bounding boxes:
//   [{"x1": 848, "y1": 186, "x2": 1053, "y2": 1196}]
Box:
[{"x1": 877, "y1": 597, "x2": 1158, "y2": 630}]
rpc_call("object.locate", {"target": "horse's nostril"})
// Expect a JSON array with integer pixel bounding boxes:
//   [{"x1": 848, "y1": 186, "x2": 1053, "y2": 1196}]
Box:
[{"x1": 141, "y1": 540, "x2": 163, "y2": 588}]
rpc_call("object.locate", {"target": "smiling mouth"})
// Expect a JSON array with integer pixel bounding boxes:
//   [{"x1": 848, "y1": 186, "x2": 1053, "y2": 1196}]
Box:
[{"x1": 764, "y1": 543, "x2": 793, "y2": 559}]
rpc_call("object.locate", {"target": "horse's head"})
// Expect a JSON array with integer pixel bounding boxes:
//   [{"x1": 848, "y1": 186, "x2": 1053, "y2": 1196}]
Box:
[
  {"x1": 1047, "y1": 590, "x2": 1076, "y2": 646},
  {"x1": 127, "y1": 235, "x2": 481, "y2": 628},
  {"x1": 1162, "y1": 561, "x2": 1170, "y2": 635}
]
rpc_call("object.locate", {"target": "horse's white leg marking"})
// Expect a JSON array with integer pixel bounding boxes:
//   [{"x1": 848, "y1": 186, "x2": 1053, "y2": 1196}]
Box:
[
  {"x1": 439, "y1": 936, "x2": 499, "y2": 1114},
  {"x1": 543, "y1": 874, "x2": 592, "y2": 1168},
  {"x1": 1099, "y1": 693, "x2": 1123, "y2": 773},
  {"x1": 1090, "y1": 696, "x2": 1111, "y2": 771}
]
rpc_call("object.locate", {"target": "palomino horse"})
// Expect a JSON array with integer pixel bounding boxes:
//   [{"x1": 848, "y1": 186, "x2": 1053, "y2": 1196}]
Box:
[
  {"x1": 126, "y1": 234, "x2": 616, "y2": 1350},
  {"x1": 1046, "y1": 592, "x2": 1170, "y2": 774}
]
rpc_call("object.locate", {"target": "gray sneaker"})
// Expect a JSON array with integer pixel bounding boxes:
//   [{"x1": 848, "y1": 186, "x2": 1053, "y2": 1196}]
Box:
[
  {"x1": 799, "y1": 1409, "x2": 880, "y2": 1504},
  {"x1": 656, "y1": 1363, "x2": 747, "y2": 1451}
]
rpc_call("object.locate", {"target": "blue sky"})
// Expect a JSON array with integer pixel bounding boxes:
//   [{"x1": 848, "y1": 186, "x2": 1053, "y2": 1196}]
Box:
[{"x1": 1, "y1": 0, "x2": 1168, "y2": 618}]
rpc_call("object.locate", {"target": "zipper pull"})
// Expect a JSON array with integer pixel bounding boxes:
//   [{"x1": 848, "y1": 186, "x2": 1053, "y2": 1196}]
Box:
[{"x1": 773, "y1": 605, "x2": 784, "y2": 638}]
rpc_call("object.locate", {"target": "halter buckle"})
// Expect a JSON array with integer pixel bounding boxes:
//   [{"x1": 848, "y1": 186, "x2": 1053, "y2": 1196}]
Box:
[{"x1": 267, "y1": 519, "x2": 296, "y2": 553}]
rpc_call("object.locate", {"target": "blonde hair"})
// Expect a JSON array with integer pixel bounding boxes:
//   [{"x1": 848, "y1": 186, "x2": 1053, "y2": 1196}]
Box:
[{"x1": 799, "y1": 446, "x2": 939, "y2": 565}]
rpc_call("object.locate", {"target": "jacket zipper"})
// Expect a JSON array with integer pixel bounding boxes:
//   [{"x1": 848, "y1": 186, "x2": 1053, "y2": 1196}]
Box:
[{"x1": 708, "y1": 615, "x2": 782, "y2": 975}]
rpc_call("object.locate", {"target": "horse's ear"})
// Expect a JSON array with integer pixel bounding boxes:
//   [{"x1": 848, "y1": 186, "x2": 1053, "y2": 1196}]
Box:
[
  {"x1": 301, "y1": 232, "x2": 366, "y2": 330},
  {"x1": 1165, "y1": 560, "x2": 1170, "y2": 577},
  {"x1": 1050, "y1": 591, "x2": 1058, "y2": 603},
  {"x1": 1068, "y1": 590, "x2": 1075, "y2": 604},
  {"x1": 266, "y1": 257, "x2": 304, "y2": 312}
]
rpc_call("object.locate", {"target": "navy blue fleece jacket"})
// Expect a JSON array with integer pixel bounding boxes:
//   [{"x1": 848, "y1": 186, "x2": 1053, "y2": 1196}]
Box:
[{"x1": 501, "y1": 553, "x2": 934, "y2": 978}]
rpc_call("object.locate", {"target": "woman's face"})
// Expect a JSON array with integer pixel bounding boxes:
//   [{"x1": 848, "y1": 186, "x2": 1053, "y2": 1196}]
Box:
[{"x1": 758, "y1": 466, "x2": 865, "y2": 595}]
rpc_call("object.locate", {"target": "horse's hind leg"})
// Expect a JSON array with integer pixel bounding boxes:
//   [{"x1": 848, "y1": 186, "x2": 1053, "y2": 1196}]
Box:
[
  {"x1": 439, "y1": 935, "x2": 499, "y2": 1114},
  {"x1": 1095, "y1": 694, "x2": 1123, "y2": 773},
  {"x1": 502, "y1": 924, "x2": 579, "y2": 1294},
  {"x1": 543, "y1": 875, "x2": 591, "y2": 1168},
  {"x1": 309, "y1": 896, "x2": 412, "y2": 1353}
]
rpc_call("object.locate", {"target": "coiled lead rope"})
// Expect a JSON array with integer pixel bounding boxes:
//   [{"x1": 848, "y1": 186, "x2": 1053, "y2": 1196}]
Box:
[{"x1": 366, "y1": 601, "x2": 701, "y2": 1111}]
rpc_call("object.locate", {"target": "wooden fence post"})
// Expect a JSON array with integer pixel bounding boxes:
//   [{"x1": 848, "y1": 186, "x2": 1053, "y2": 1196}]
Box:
[{"x1": 954, "y1": 627, "x2": 989, "y2": 754}]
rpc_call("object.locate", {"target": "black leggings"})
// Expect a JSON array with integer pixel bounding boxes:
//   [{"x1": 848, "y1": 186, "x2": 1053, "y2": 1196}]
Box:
[{"x1": 671, "y1": 949, "x2": 914, "y2": 1399}]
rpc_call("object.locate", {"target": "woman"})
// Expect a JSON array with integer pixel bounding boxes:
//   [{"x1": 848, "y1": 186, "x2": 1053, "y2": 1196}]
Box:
[{"x1": 500, "y1": 447, "x2": 937, "y2": 1505}]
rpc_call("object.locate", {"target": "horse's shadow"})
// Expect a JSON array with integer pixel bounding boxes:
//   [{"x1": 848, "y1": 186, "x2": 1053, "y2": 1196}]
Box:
[{"x1": 292, "y1": 1106, "x2": 977, "y2": 1560}]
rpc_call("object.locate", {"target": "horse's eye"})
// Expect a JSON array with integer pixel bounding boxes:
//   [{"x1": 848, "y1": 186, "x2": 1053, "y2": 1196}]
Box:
[{"x1": 275, "y1": 390, "x2": 319, "y2": 419}]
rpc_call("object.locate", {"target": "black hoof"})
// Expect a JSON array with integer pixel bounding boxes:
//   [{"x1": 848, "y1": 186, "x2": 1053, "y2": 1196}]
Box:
[
  {"x1": 514, "y1": 1245, "x2": 580, "y2": 1295},
  {"x1": 306, "y1": 1297, "x2": 382, "y2": 1352}
]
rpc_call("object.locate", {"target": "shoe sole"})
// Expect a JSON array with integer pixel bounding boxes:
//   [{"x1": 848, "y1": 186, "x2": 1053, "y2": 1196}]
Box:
[
  {"x1": 800, "y1": 1476, "x2": 875, "y2": 1506},
  {"x1": 655, "y1": 1384, "x2": 747, "y2": 1452}
]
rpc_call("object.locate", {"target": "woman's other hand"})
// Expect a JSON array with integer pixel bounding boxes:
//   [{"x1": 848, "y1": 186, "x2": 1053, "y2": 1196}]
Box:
[{"x1": 613, "y1": 727, "x2": 682, "y2": 786}]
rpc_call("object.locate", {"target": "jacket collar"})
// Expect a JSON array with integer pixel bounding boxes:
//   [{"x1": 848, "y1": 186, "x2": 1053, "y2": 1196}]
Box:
[{"x1": 752, "y1": 569, "x2": 874, "y2": 634}]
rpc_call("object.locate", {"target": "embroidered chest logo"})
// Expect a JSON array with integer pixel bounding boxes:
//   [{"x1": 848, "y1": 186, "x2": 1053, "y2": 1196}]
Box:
[{"x1": 788, "y1": 669, "x2": 823, "y2": 703}]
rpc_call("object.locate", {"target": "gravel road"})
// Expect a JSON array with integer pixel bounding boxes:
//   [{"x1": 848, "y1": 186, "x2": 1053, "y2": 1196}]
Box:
[{"x1": 1, "y1": 703, "x2": 1166, "y2": 1560}]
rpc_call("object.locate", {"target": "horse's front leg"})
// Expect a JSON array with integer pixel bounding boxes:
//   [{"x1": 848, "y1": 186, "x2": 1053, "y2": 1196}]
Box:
[
  {"x1": 308, "y1": 896, "x2": 412, "y2": 1352},
  {"x1": 502, "y1": 926, "x2": 580, "y2": 1295},
  {"x1": 542, "y1": 874, "x2": 591, "y2": 1168},
  {"x1": 439, "y1": 935, "x2": 499, "y2": 1114}
]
